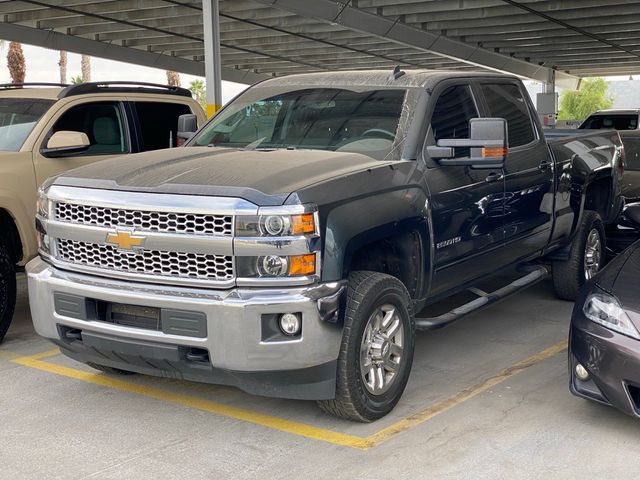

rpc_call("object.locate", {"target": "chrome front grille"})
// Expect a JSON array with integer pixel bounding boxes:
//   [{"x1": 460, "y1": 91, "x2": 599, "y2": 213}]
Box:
[
  {"x1": 57, "y1": 239, "x2": 234, "y2": 281},
  {"x1": 55, "y1": 202, "x2": 233, "y2": 236}
]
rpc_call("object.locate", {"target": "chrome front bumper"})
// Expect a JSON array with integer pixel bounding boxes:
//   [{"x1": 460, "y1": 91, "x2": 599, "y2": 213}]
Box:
[{"x1": 26, "y1": 257, "x2": 344, "y2": 399}]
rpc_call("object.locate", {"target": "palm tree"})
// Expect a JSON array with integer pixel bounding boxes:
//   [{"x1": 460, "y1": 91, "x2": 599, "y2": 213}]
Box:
[
  {"x1": 81, "y1": 54, "x2": 90, "y2": 82},
  {"x1": 189, "y1": 79, "x2": 206, "y2": 109},
  {"x1": 166, "y1": 70, "x2": 181, "y2": 87},
  {"x1": 7, "y1": 42, "x2": 26, "y2": 84},
  {"x1": 59, "y1": 51, "x2": 67, "y2": 84}
]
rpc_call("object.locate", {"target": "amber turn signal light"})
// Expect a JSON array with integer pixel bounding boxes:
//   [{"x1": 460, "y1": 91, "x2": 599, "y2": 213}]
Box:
[
  {"x1": 291, "y1": 213, "x2": 315, "y2": 234},
  {"x1": 289, "y1": 254, "x2": 316, "y2": 276},
  {"x1": 482, "y1": 147, "x2": 508, "y2": 158}
]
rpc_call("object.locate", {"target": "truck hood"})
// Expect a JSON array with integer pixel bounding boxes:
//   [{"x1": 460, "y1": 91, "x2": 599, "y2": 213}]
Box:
[{"x1": 51, "y1": 146, "x2": 392, "y2": 206}]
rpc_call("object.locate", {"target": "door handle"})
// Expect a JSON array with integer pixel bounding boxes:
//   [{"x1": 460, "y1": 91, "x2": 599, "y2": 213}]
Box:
[
  {"x1": 538, "y1": 160, "x2": 552, "y2": 171},
  {"x1": 485, "y1": 172, "x2": 502, "y2": 183}
]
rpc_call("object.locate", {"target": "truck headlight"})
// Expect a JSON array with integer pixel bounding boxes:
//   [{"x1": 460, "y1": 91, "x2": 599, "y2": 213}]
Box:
[
  {"x1": 583, "y1": 292, "x2": 640, "y2": 340},
  {"x1": 236, "y1": 213, "x2": 316, "y2": 237},
  {"x1": 237, "y1": 253, "x2": 317, "y2": 278},
  {"x1": 36, "y1": 187, "x2": 50, "y2": 219}
]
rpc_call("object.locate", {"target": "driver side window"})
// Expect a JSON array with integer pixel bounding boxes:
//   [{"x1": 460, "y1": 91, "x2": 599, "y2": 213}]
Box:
[
  {"x1": 48, "y1": 101, "x2": 127, "y2": 156},
  {"x1": 429, "y1": 85, "x2": 478, "y2": 159}
]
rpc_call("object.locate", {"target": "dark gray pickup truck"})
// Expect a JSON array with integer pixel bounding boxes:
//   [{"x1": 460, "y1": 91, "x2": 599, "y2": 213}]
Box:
[{"x1": 27, "y1": 70, "x2": 624, "y2": 421}]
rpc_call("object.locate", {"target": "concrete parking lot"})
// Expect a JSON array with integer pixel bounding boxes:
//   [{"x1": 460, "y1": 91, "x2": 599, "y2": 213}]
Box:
[{"x1": 2, "y1": 272, "x2": 639, "y2": 480}]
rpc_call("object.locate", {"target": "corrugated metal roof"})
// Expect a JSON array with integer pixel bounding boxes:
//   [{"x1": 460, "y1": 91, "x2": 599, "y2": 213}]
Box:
[{"x1": 1, "y1": 0, "x2": 638, "y2": 87}]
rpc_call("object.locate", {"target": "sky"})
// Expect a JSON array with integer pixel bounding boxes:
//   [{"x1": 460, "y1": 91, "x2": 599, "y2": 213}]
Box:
[{"x1": 0, "y1": 43, "x2": 249, "y2": 103}]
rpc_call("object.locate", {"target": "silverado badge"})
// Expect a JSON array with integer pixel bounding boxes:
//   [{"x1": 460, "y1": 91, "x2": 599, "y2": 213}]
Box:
[{"x1": 105, "y1": 230, "x2": 146, "y2": 251}]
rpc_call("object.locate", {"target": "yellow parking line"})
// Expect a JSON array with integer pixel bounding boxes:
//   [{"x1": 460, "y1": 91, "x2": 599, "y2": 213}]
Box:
[
  {"x1": 367, "y1": 340, "x2": 568, "y2": 445},
  {"x1": 26, "y1": 348, "x2": 60, "y2": 361},
  {"x1": 9, "y1": 354, "x2": 373, "y2": 450},
  {"x1": 0, "y1": 347, "x2": 59, "y2": 362},
  {"x1": 5, "y1": 340, "x2": 567, "y2": 450}
]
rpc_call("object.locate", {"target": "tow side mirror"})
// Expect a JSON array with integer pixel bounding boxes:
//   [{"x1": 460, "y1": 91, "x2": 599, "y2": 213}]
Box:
[
  {"x1": 177, "y1": 114, "x2": 198, "y2": 142},
  {"x1": 42, "y1": 130, "x2": 90, "y2": 157},
  {"x1": 620, "y1": 203, "x2": 640, "y2": 230},
  {"x1": 428, "y1": 118, "x2": 508, "y2": 169}
]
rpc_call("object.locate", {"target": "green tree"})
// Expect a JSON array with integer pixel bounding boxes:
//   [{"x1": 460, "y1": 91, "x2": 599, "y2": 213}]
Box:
[
  {"x1": 70, "y1": 75, "x2": 83, "y2": 85},
  {"x1": 189, "y1": 79, "x2": 206, "y2": 109},
  {"x1": 558, "y1": 78, "x2": 614, "y2": 121}
]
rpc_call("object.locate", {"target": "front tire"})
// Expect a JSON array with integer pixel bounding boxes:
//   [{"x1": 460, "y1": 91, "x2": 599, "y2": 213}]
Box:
[
  {"x1": 552, "y1": 210, "x2": 605, "y2": 301},
  {"x1": 0, "y1": 240, "x2": 17, "y2": 343},
  {"x1": 317, "y1": 271, "x2": 415, "y2": 422}
]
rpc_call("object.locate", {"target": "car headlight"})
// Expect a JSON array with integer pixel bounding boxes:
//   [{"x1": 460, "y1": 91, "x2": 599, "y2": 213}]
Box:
[
  {"x1": 583, "y1": 292, "x2": 640, "y2": 340},
  {"x1": 36, "y1": 187, "x2": 50, "y2": 219},
  {"x1": 236, "y1": 253, "x2": 317, "y2": 278},
  {"x1": 236, "y1": 213, "x2": 316, "y2": 237}
]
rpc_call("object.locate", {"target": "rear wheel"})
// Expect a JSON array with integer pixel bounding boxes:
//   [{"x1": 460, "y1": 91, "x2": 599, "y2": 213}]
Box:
[
  {"x1": 552, "y1": 210, "x2": 605, "y2": 301},
  {"x1": 317, "y1": 271, "x2": 415, "y2": 422},
  {"x1": 86, "y1": 362, "x2": 136, "y2": 375},
  {"x1": 0, "y1": 240, "x2": 17, "y2": 343}
]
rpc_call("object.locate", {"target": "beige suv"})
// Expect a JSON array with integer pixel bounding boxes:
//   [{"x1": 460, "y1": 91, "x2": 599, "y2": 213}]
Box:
[{"x1": 0, "y1": 82, "x2": 206, "y2": 340}]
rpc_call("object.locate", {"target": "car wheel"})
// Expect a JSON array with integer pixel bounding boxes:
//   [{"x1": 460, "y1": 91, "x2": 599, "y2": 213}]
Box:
[
  {"x1": 317, "y1": 271, "x2": 415, "y2": 422},
  {"x1": 552, "y1": 210, "x2": 605, "y2": 301},
  {"x1": 86, "y1": 362, "x2": 136, "y2": 375},
  {"x1": 0, "y1": 240, "x2": 17, "y2": 343}
]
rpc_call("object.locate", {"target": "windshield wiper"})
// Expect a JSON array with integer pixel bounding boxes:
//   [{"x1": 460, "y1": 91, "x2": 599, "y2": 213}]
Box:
[{"x1": 243, "y1": 137, "x2": 268, "y2": 151}]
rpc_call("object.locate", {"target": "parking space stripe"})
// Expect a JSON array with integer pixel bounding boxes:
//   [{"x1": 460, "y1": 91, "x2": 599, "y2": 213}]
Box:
[
  {"x1": 367, "y1": 340, "x2": 568, "y2": 445},
  {"x1": 9, "y1": 353, "x2": 373, "y2": 450},
  {"x1": 4, "y1": 341, "x2": 567, "y2": 450}
]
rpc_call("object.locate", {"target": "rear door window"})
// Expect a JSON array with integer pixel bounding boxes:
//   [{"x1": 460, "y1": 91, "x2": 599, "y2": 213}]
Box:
[
  {"x1": 480, "y1": 83, "x2": 535, "y2": 148},
  {"x1": 50, "y1": 101, "x2": 127, "y2": 155},
  {"x1": 134, "y1": 102, "x2": 193, "y2": 150}
]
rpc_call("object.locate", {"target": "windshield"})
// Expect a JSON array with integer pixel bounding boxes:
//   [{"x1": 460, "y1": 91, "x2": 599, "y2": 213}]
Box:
[
  {"x1": 0, "y1": 98, "x2": 53, "y2": 151},
  {"x1": 580, "y1": 114, "x2": 638, "y2": 130},
  {"x1": 191, "y1": 87, "x2": 407, "y2": 159}
]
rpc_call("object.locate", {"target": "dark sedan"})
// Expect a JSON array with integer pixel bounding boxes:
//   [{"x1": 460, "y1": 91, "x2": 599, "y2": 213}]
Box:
[{"x1": 570, "y1": 205, "x2": 640, "y2": 415}]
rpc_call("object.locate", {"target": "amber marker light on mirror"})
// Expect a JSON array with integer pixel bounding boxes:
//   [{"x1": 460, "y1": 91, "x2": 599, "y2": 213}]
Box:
[{"x1": 482, "y1": 147, "x2": 508, "y2": 158}]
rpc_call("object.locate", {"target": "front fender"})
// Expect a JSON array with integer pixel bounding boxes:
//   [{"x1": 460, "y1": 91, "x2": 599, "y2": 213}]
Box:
[{"x1": 321, "y1": 187, "x2": 431, "y2": 289}]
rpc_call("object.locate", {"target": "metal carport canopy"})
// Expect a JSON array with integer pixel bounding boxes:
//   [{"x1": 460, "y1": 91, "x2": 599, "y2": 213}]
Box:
[{"x1": 3, "y1": 0, "x2": 640, "y2": 90}]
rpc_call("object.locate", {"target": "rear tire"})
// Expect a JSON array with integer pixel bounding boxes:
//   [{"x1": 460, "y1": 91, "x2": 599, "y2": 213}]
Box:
[
  {"x1": 317, "y1": 271, "x2": 415, "y2": 422},
  {"x1": 552, "y1": 210, "x2": 605, "y2": 301},
  {"x1": 86, "y1": 362, "x2": 136, "y2": 375},
  {"x1": 0, "y1": 240, "x2": 17, "y2": 343}
]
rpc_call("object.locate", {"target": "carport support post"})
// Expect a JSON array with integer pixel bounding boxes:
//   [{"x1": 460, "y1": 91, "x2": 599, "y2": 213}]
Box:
[
  {"x1": 203, "y1": 0, "x2": 222, "y2": 118},
  {"x1": 537, "y1": 70, "x2": 558, "y2": 128}
]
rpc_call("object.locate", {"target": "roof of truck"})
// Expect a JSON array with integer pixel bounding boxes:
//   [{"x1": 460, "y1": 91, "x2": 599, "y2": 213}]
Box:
[
  {"x1": 590, "y1": 109, "x2": 640, "y2": 115},
  {"x1": 0, "y1": 87, "x2": 62, "y2": 100},
  {"x1": 259, "y1": 69, "x2": 519, "y2": 89},
  {"x1": 0, "y1": 82, "x2": 193, "y2": 101}
]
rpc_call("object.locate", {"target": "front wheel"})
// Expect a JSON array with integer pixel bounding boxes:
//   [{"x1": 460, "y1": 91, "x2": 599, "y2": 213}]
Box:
[
  {"x1": 317, "y1": 271, "x2": 415, "y2": 422},
  {"x1": 552, "y1": 210, "x2": 605, "y2": 301},
  {"x1": 0, "y1": 240, "x2": 17, "y2": 343}
]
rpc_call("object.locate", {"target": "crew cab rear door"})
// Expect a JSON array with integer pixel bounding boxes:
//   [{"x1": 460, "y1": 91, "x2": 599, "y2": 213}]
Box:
[
  {"x1": 476, "y1": 81, "x2": 554, "y2": 262},
  {"x1": 423, "y1": 82, "x2": 506, "y2": 296}
]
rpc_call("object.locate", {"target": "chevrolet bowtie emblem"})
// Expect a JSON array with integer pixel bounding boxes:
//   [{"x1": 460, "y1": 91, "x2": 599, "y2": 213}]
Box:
[{"x1": 105, "y1": 230, "x2": 145, "y2": 251}]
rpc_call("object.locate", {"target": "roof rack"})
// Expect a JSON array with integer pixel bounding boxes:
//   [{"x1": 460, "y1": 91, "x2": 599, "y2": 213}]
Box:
[
  {"x1": 0, "y1": 83, "x2": 69, "y2": 89},
  {"x1": 58, "y1": 81, "x2": 192, "y2": 99}
]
